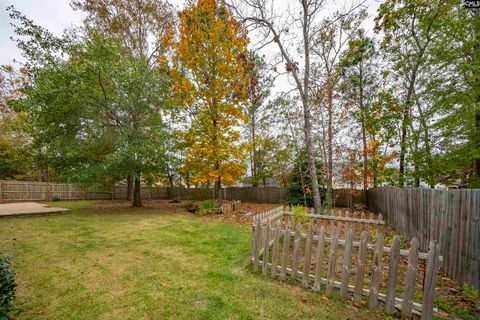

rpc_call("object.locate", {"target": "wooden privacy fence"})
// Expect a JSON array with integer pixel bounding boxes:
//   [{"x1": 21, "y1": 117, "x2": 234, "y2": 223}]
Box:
[
  {"x1": 0, "y1": 180, "x2": 170, "y2": 203},
  {"x1": 0, "y1": 180, "x2": 369, "y2": 206},
  {"x1": 251, "y1": 207, "x2": 442, "y2": 319},
  {"x1": 368, "y1": 187, "x2": 480, "y2": 290}
]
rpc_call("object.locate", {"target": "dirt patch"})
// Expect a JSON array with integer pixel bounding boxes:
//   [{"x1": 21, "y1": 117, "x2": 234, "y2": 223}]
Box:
[{"x1": 0, "y1": 202, "x2": 70, "y2": 217}]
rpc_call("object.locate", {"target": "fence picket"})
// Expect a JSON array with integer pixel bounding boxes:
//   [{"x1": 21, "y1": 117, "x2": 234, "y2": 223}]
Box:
[
  {"x1": 403, "y1": 237, "x2": 419, "y2": 317},
  {"x1": 354, "y1": 231, "x2": 369, "y2": 302},
  {"x1": 253, "y1": 219, "x2": 261, "y2": 272},
  {"x1": 340, "y1": 228, "x2": 353, "y2": 297},
  {"x1": 326, "y1": 227, "x2": 339, "y2": 295},
  {"x1": 368, "y1": 232, "x2": 384, "y2": 309},
  {"x1": 292, "y1": 224, "x2": 302, "y2": 278},
  {"x1": 280, "y1": 223, "x2": 291, "y2": 281},
  {"x1": 421, "y1": 241, "x2": 440, "y2": 320},
  {"x1": 314, "y1": 225, "x2": 326, "y2": 291},
  {"x1": 302, "y1": 224, "x2": 314, "y2": 287},
  {"x1": 271, "y1": 221, "x2": 281, "y2": 278},
  {"x1": 385, "y1": 236, "x2": 401, "y2": 314},
  {"x1": 262, "y1": 221, "x2": 271, "y2": 276}
]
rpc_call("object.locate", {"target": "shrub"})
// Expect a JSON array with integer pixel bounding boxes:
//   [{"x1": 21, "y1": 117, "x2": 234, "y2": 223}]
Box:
[
  {"x1": 51, "y1": 195, "x2": 61, "y2": 201},
  {"x1": 292, "y1": 206, "x2": 309, "y2": 226},
  {"x1": 0, "y1": 256, "x2": 16, "y2": 319},
  {"x1": 199, "y1": 200, "x2": 216, "y2": 214}
]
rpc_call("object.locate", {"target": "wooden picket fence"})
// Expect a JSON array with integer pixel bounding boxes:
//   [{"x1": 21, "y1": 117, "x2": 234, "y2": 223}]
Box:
[{"x1": 251, "y1": 207, "x2": 442, "y2": 319}]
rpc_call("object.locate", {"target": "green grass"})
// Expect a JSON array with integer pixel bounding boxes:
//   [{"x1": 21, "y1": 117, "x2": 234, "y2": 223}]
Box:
[{"x1": 1, "y1": 201, "x2": 386, "y2": 320}]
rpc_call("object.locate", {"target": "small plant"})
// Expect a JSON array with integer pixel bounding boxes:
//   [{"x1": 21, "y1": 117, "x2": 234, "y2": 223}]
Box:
[
  {"x1": 292, "y1": 205, "x2": 309, "y2": 226},
  {"x1": 199, "y1": 200, "x2": 216, "y2": 214},
  {"x1": 462, "y1": 284, "x2": 479, "y2": 299},
  {"x1": 51, "y1": 195, "x2": 61, "y2": 201},
  {"x1": 0, "y1": 256, "x2": 17, "y2": 319}
]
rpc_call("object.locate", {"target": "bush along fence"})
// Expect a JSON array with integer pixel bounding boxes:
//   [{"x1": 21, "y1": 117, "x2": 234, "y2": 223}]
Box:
[
  {"x1": 367, "y1": 187, "x2": 480, "y2": 290},
  {"x1": 251, "y1": 207, "x2": 443, "y2": 319}
]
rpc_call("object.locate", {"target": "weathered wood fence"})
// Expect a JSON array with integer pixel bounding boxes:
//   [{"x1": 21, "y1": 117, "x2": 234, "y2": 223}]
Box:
[
  {"x1": 368, "y1": 187, "x2": 480, "y2": 290},
  {"x1": 0, "y1": 180, "x2": 365, "y2": 206},
  {"x1": 251, "y1": 207, "x2": 442, "y2": 319},
  {"x1": 0, "y1": 180, "x2": 169, "y2": 203}
]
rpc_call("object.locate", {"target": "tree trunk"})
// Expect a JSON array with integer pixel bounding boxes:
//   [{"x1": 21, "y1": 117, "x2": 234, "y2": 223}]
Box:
[
  {"x1": 215, "y1": 178, "x2": 222, "y2": 202},
  {"x1": 251, "y1": 113, "x2": 258, "y2": 187},
  {"x1": 300, "y1": 0, "x2": 322, "y2": 213},
  {"x1": 475, "y1": 9, "x2": 480, "y2": 179},
  {"x1": 326, "y1": 85, "x2": 334, "y2": 209},
  {"x1": 127, "y1": 175, "x2": 133, "y2": 201},
  {"x1": 359, "y1": 63, "x2": 368, "y2": 205},
  {"x1": 362, "y1": 124, "x2": 368, "y2": 204},
  {"x1": 399, "y1": 107, "x2": 409, "y2": 188},
  {"x1": 132, "y1": 172, "x2": 142, "y2": 207}
]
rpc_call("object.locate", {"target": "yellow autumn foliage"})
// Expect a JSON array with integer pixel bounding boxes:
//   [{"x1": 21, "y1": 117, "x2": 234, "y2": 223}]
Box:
[{"x1": 174, "y1": 0, "x2": 250, "y2": 186}]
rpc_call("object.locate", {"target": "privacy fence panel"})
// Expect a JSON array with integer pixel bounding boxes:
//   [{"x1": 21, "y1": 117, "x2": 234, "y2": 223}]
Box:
[
  {"x1": 367, "y1": 187, "x2": 480, "y2": 290},
  {"x1": 0, "y1": 181, "x2": 368, "y2": 207}
]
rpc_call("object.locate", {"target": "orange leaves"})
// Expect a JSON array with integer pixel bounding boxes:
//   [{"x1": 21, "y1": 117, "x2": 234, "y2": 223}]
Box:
[{"x1": 173, "y1": 0, "x2": 249, "y2": 186}]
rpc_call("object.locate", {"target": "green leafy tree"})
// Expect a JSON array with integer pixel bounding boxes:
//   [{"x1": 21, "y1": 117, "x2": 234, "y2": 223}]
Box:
[
  {"x1": 286, "y1": 149, "x2": 325, "y2": 207},
  {"x1": 376, "y1": 0, "x2": 454, "y2": 187},
  {"x1": 10, "y1": 8, "x2": 174, "y2": 206}
]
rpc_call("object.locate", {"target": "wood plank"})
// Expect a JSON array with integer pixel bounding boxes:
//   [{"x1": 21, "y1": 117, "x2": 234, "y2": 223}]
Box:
[
  {"x1": 270, "y1": 221, "x2": 281, "y2": 278},
  {"x1": 253, "y1": 219, "x2": 261, "y2": 272},
  {"x1": 262, "y1": 221, "x2": 271, "y2": 276},
  {"x1": 280, "y1": 223, "x2": 291, "y2": 281},
  {"x1": 340, "y1": 228, "x2": 354, "y2": 297},
  {"x1": 313, "y1": 225, "x2": 326, "y2": 291},
  {"x1": 385, "y1": 236, "x2": 400, "y2": 314},
  {"x1": 291, "y1": 224, "x2": 302, "y2": 278},
  {"x1": 403, "y1": 237, "x2": 419, "y2": 317},
  {"x1": 421, "y1": 241, "x2": 440, "y2": 320},
  {"x1": 369, "y1": 232, "x2": 384, "y2": 309},
  {"x1": 354, "y1": 231, "x2": 369, "y2": 302},
  {"x1": 326, "y1": 227, "x2": 339, "y2": 295},
  {"x1": 302, "y1": 224, "x2": 314, "y2": 287}
]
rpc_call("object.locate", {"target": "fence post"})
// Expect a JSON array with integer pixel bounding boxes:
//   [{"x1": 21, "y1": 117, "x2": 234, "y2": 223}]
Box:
[
  {"x1": 421, "y1": 241, "x2": 440, "y2": 320},
  {"x1": 0, "y1": 181, "x2": 3, "y2": 204}
]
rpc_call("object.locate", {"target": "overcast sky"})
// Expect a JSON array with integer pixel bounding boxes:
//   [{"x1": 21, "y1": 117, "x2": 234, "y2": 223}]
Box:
[{"x1": 0, "y1": 0, "x2": 383, "y2": 94}]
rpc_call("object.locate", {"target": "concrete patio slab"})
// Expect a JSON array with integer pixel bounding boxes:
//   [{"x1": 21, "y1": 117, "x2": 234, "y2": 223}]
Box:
[{"x1": 0, "y1": 202, "x2": 70, "y2": 217}]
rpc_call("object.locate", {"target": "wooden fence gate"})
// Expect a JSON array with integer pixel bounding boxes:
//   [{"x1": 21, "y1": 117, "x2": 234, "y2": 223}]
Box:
[{"x1": 251, "y1": 207, "x2": 442, "y2": 319}]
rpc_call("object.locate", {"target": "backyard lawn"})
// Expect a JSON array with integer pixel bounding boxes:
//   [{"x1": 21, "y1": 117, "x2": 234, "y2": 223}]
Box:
[{"x1": 0, "y1": 200, "x2": 388, "y2": 320}]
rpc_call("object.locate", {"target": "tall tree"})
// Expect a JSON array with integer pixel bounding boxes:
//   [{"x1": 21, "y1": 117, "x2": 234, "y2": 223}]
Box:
[
  {"x1": 244, "y1": 51, "x2": 273, "y2": 186},
  {"x1": 72, "y1": 0, "x2": 175, "y2": 197},
  {"x1": 311, "y1": 8, "x2": 366, "y2": 207},
  {"x1": 425, "y1": 2, "x2": 480, "y2": 187},
  {"x1": 338, "y1": 30, "x2": 378, "y2": 201},
  {"x1": 174, "y1": 0, "x2": 249, "y2": 194},
  {"x1": 9, "y1": 7, "x2": 173, "y2": 206},
  {"x1": 376, "y1": 0, "x2": 451, "y2": 187},
  {"x1": 229, "y1": 0, "x2": 358, "y2": 212}
]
